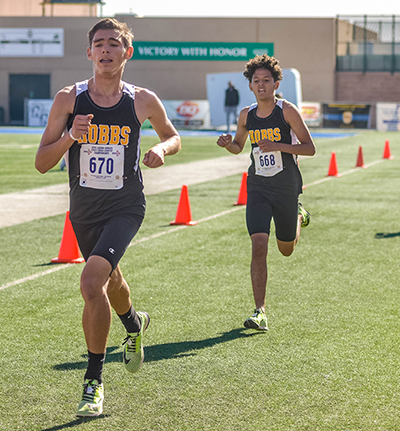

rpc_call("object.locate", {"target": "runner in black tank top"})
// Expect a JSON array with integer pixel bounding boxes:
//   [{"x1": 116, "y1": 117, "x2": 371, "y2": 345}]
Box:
[
  {"x1": 246, "y1": 99, "x2": 303, "y2": 196},
  {"x1": 35, "y1": 18, "x2": 181, "y2": 417},
  {"x1": 217, "y1": 54, "x2": 316, "y2": 332},
  {"x1": 66, "y1": 80, "x2": 145, "y2": 225}
]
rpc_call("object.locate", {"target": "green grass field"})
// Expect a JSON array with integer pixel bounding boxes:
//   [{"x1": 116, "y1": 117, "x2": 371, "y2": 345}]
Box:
[{"x1": 1, "y1": 130, "x2": 400, "y2": 430}]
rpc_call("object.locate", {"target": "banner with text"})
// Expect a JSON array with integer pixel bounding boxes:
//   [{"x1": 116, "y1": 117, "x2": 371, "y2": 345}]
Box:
[
  {"x1": 322, "y1": 104, "x2": 371, "y2": 129},
  {"x1": 131, "y1": 42, "x2": 273, "y2": 61},
  {"x1": 301, "y1": 102, "x2": 322, "y2": 127},
  {"x1": 376, "y1": 103, "x2": 400, "y2": 131},
  {"x1": 162, "y1": 100, "x2": 210, "y2": 128}
]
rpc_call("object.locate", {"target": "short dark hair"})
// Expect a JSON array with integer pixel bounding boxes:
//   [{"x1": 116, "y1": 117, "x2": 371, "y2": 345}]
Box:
[
  {"x1": 243, "y1": 54, "x2": 283, "y2": 83},
  {"x1": 88, "y1": 18, "x2": 134, "y2": 49}
]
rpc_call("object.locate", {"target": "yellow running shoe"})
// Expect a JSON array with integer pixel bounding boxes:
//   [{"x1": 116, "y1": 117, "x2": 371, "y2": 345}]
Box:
[
  {"x1": 298, "y1": 202, "x2": 311, "y2": 227},
  {"x1": 244, "y1": 309, "x2": 268, "y2": 331},
  {"x1": 122, "y1": 311, "x2": 150, "y2": 373},
  {"x1": 76, "y1": 379, "x2": 104, "y2": 417}
]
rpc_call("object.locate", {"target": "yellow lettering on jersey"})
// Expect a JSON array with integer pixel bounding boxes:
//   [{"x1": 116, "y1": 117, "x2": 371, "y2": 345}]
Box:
[
  {"x1": 77, "y1": 124, "x2": 130, "y2": 145},
  {"x1": 120, "y1": 126, "x2": 131, "y2": 145},
  {"x1": 249, "y1": 130, "x2": 255, "y2": 144},
  {"x1": 261, "y1": 129, "x2": 268, "y2": 140},
  {"x1": 88, "y1": 125, "x2": 98, "y2": 144},
  {"x1": 249, "y1": 127, "x2": 282, "y2": 143},
  {"x1": 98, "y1": 125, "x2": 109, "y2": 144},
  {"x1": 109, "y1": 126, "x2": 120, "y2": 145}
]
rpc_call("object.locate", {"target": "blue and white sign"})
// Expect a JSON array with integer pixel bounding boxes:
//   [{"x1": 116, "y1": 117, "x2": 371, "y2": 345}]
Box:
[{"x1": 376, "y1": 103, "x2": 400, "y2": 131}]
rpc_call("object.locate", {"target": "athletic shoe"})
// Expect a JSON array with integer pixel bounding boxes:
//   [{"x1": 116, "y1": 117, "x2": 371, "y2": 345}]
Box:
[
  {"x1": 76, "y1": 379, "x2": 104, "y2": 417},
  {"x1": 298, "y1": 202, "x2": 311, "y2": 227},
  {"x1": 122, "y1": 311, "x2": 150, "y2": 373},
  {"x1": 244, "y1": 309, "x2": 268, "y2": 330}
]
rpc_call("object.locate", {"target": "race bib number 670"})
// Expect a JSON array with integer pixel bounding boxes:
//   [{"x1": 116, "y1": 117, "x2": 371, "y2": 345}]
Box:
[
  {"x1": 253, "y1": 147, "x2": 283, "y2": 177},
  {"x1": 79, "y1": 144, "x2": 125, "y2": 190}
]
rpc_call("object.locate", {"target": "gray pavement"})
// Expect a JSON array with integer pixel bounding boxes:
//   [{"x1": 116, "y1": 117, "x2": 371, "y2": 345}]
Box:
[{"x1": 0, "y1": 153, "x2": 249, "y2": 228}]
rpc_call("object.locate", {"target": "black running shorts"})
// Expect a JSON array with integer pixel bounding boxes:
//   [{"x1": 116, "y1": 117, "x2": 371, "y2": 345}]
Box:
[
  {"x1": 71, "y1": 212, "x2": 144, "y2": 272},
  {"x1": 246, "y1": 188, "x2": 299, "y2": 241}
]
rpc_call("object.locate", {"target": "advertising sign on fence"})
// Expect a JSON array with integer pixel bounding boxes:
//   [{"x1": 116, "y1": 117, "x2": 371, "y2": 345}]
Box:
[
  {"x1": 300, "y1": 102, "x2": 321, "y2": 127},
  {"x1": 162, "y1": 100, "x2": 210, "y2": 128},
  {"x1": 376, "y1": 103, "x2": 400, "y2": 131},
  {"x1": 25, "y1": 99, "x2": 53, "y2": 126},
  {"x1": 322, "y1": 103, "x2": 371, "y2": 129}
]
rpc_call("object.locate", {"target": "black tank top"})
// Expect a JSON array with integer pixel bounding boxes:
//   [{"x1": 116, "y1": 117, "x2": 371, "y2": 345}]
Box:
[
  {"x1": 246, "y1": 99, "x2": 303, "y2": 195},
  {"x1": 66, "y1": 80, "x2": 145, "y2": 224}
]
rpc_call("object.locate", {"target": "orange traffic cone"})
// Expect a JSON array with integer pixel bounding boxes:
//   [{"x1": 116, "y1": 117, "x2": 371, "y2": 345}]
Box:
[
  {"x1": 234, "y1": 172, "x2": 248, "y2": 206},
  {"x1": 355, "y1": 145, "x2": 365, "y2": 168},
  {"x1": 170, "y1": 185, "x2": 198, "y2": 226},
  {"x1": 383, "y1": 140, "x2": 393, "y2": 159},
  {"x1": 51, "y1": 211, "x2": 85, "y2": 264},
  {"x1": 327, "y1": 151, "x2": 340, "y2": 177}
]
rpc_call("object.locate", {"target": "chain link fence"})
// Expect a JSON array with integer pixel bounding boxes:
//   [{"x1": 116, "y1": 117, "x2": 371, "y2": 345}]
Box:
[{"x1": 337, "y1": 15, "x2": 400, "y2": 72}]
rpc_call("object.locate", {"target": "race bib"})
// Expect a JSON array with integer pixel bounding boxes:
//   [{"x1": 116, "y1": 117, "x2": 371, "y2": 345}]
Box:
[
  {"x1": 253, "y1": 147, "x2": 283, "y2": 177},
  {"x1": 79, "y1": 144, "x2": 124, "y2": 190}
]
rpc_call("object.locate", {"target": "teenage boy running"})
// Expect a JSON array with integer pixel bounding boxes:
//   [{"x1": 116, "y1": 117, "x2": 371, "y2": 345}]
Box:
[
  {"x1": 217, "y1": 54, "x2": 315, "y2": 331},
  {"x1": 36, "y1": 18, "x2": 181, "y2": 416}
]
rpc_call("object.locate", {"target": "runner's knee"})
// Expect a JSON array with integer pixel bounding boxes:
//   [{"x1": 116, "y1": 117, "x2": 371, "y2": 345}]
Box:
[
  {"x1": 277, "y1": 240, "x2": 295, "y2": 257},
  {"x1": 251, "y1": 233, "x2": 269, "y2": 259}
]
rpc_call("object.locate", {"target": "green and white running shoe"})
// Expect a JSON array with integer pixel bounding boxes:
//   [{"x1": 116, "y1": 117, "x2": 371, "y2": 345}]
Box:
[
  {"x1": 122, "y1": 311, "x2": 150, "y2": 373},
  {"x1": 244, "y1": 309, "x2": 268, "y2": 330},
  {"x1": 298, "y1": 202, "x2": 311, "y2": 227},
  {"x1": 76, "y1": 379, "x2": 104, "y2": 417}
]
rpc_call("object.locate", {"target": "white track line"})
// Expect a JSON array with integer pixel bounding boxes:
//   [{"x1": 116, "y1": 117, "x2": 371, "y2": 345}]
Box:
[
  {"x1": 0, "y1": 207, "x2": 243, "y2": 291},
  {"x1": 0, "y1": 158, "x2": 390, "y2": 291},
  {"x1": 0, "y1": 265, "x2": 73, "y2": 290}
]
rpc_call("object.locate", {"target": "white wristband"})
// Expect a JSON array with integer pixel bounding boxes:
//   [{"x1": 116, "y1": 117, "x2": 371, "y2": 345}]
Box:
[{"x1": 69, "y1": 129, "x2": 80, "y2": 142}]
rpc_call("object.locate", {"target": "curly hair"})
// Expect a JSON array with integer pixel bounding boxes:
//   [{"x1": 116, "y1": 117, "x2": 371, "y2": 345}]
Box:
[
  {"x1": 243, "y1": 54, "x2": 283, "y2": 83},
  {"x1": 88, "y1": 18, "x2": 134, "y2": 49}
]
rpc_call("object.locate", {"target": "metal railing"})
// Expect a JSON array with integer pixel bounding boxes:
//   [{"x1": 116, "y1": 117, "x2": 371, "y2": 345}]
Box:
[{"x1": 336, "y1": 15, "x2": 400, "y2": 73}]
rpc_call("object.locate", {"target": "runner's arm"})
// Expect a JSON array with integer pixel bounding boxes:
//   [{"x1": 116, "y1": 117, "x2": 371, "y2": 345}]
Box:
[
  {"x1": 140, "y1": 91, "x2": 181, "y2": 168},
  {"x1": 35, "y1": 86, "x2": 85, "y2": 173}
]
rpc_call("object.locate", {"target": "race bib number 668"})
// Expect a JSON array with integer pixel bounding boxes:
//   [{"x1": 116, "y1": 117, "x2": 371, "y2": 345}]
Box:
[{"x1": 253, "y1": 147, "x2": 283, "y2": 177}]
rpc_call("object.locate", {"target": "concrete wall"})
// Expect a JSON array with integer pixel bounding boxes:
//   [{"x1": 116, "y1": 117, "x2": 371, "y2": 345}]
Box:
[
  {"x1": 335, "y1": 72, "x2": 400, "y2": 128},
  {"x1": 0, "y1": 15, "x2": 337, "y2": 124},
  {"x1": 0, "y1": 0, "x2": 97, "y2": 16},
  {"x1": 336, "y1": 72, "x2": 400, "y2": 102}
]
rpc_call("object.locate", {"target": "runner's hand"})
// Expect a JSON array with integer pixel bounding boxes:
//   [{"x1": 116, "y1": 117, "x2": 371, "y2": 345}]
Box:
[
  {"x1": 258, "y1": 139, "x2": 278, "y2": 152},
  {"x1": 143, "y1": 145, "x2": 165, "y2": 168},
  {"x1": 217, "y1": 133, "x2": 233, "y2": 148},
  {"x1": 69, "y1": 114, "x2": 94, "y2": 141}
]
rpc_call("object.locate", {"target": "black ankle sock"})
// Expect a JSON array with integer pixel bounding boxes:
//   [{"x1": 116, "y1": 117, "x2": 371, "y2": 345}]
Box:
[
  {"x1": 118, "y1": 305, "x2": 141, "y2": 333},
  {"x1": 84, "y1": 351, "x2": 105, "y2": 383}
]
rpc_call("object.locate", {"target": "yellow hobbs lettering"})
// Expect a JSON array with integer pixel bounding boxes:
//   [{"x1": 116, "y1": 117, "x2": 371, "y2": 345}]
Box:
[
  {"x1": 249, "y1": 127, "x2": 281, "y2": 144},
  {"x1": 77, "y1": 124, "x2": 131, "y2": 145},
  {"x1": 98, "y1": 125, "x2": 109, "y2": 144}
]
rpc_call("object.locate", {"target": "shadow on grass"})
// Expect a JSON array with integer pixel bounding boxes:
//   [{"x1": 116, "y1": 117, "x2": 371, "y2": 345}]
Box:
[
  {"x1": 375, "y1": 232, "x2": 400, "y2": 239},
  {"x1": 33, "y1": 262, "x2": 58, "y2": 267},
  {"x1": 53, "y1": 328, "x2": 263, "y2": 371},
  {"x1": 41, "y1": 414, "x2": 110, "y2": 431}
]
